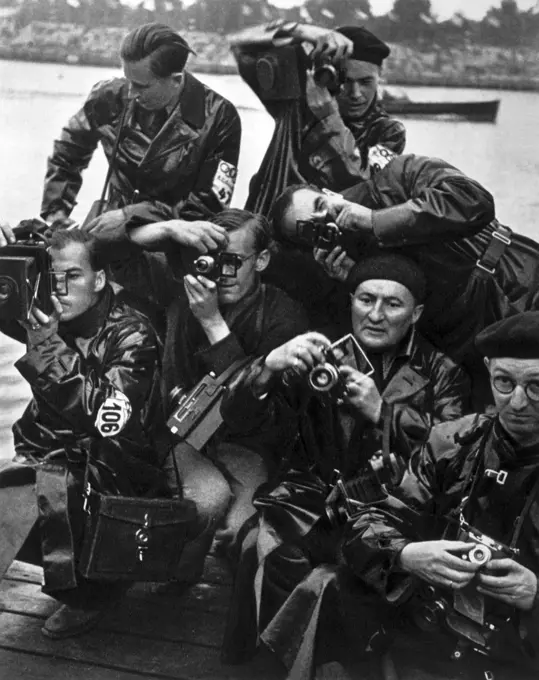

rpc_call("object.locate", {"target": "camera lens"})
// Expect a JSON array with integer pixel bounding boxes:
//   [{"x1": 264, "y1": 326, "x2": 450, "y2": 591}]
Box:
[
  {"x1": 468, "y1": 545, "x2": 492, "y2": 566},
  {"x1": 314, "y1": 64, "x2": 338, "y2": 90},
  {"x1": 194, "y1": 255, "x2": 215, "y2": 274},
  {"x1": 309, "y1": 363, "x2": 340, "y2": 392},
  {"x1": 0, "y1": 276, "x2": 17, "y2": 305}
]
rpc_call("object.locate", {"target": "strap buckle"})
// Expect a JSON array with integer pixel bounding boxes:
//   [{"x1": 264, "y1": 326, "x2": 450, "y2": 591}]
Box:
[
  {"x1": 492, "y1": 228, "x2": 511, "y2": 246},
  {"x1": 484, "y1": 469, "x2": 508, "y2": 485},
  {"x1": 475, "y1": 259, "x2": 496, "y2": 275}
]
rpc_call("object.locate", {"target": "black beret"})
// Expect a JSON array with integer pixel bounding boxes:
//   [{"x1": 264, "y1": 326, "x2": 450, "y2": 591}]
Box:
[
  {"x1": 475, "y1": 312, "x2": 539, "y2": 359},
  {"x1": 348, "y1": 253, "x2": 426, "y2": 303},
  {"x1": 337, "y1": 26, "x2": 390, "y2": 66}
]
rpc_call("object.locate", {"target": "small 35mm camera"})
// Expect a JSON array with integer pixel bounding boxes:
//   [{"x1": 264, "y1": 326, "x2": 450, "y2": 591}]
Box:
[
  {"x1": 296, "y1": 219, "x2": 342, "y2": 250},
  {"x1": 193, "y1": 252, "x2": 242, "y2": 281},
  {"x1": 458, "y1": 519, "x2": 518, "y2": 567},
  {"x1": 308, "y1": 333, "x2": 374, "y2": 399}
]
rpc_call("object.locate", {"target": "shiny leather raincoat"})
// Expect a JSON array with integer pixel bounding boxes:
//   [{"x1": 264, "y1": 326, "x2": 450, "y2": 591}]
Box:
[
  {"x1": 343, "y1": 414, "x2": 539, "y2": 676},
  {"x1": 41, "y1": 72, "x2": 242, "y2": 223},
  {"x1": 0, "y1": 286, "x2": 167, "y2": 596},
  {"x1": 342, "y1": 154, "x2": 539, "y2": 365},
  {"x1": 220, "y1": 332, "x2": 470, "y2": 673}
]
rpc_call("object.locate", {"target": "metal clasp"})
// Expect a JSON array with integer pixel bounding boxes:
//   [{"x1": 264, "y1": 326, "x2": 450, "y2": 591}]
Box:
[
  {"x1": 82, "y1": 482, "x2": 92, "y2": 513},
  {"x1": 135, "y1": 512, "x2": 151, "y2": 562},
  {"x1": 475, "y1": 259, "x2": 496, "y2": 275},
  {"x1": 484, "y1": 469, "x2": 508, "y2": 485},
  {"x1": 492, "y1": 228, "x2": 511, "y2": 246}
]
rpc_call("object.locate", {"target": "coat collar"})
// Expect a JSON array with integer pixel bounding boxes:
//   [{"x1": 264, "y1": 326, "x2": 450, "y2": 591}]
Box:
[
  {"x1": 178, "y1": 71, "x2": 207, "y2": 130},
  {"x1": 380, "y1": 331, "x2": 430, "y2": 404},
  {"x1": 58, "y1": 285, "x2": 112, "y2": 340}
]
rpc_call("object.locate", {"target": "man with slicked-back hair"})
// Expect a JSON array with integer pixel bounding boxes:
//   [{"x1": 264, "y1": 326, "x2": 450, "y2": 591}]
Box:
[{"x1": 42, "y1": 23, "x2": 241, "y2": 251}]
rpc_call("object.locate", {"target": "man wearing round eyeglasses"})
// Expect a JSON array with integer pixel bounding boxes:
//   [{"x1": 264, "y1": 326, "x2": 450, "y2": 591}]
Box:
[{"x1": 340, "y1": 311, "x2": 539, "y2": 679}]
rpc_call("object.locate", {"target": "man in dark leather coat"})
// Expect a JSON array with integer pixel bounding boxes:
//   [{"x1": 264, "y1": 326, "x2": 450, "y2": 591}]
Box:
[
  {"x1": 0, "y1": 225, "x2": 167, "y2": 640},
  {"x1": 218, "y1": 254, "x2": 470, "y2": 678},
  {"x1": 269, "y1": 151, "x2": 539, "y2": 406},
  {"x1": 41, "y1": 23, "x2": 241, "y2": 235},
  {"x1": 230, "y1": 22, "x2": 404, "y2": 216},
  {"x1": 341, "y1": 311, "x2": 539, "y2": 680},
  {"x1": 88, "y1": 208, "x2": 309, "y2": 590}
]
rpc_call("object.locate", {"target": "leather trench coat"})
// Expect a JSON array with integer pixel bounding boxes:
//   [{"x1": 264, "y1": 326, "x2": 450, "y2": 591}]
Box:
[
  {"x1": 343, "y1": 414, "x2": 539, "y2": 672},
  {"x1": 222, "y1": 330, "x2": 469, "y2": 540},
  {"x1": 233, "y1": 34, "x2": 405, "y2": 194},
  {"x1": 41, "y1": 72, "x2": 242, "y2": 224},
  {"x1": 342, "y1": 154, "x2": 539, "y2": 364},
  {"x1": 219, "y1": 332, "x2": 469, "y2": 670},
  {"x1": 0, "y1": 286, "x2": 167, "y2": 594}
]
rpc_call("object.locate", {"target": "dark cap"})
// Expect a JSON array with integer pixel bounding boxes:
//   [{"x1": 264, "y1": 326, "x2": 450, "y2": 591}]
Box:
[
  {"x1": 337, "y1": 26, "x2": 390, "y2": 66},
  {"x1": 348, "y1": 253, "x2": 426, "y2": 303},
  {"x1": 475, "y1": 312, "x2": 539, "y2": 359}
]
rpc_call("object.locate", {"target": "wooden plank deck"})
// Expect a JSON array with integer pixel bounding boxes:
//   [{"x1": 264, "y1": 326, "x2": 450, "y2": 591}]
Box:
[{"x1": 0, "y1": 559, "x2": 285, "y2": 680}]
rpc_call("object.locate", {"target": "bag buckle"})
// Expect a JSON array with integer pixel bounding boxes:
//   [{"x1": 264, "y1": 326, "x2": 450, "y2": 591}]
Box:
[
  {"x1": 484, "y1": 469, "x2": 508, "y2": 485},
  {"x1": 135, "y1": 512, "x2": 151, "y2": 562},
  {"x1": 83, "y1": 482, "x2": 92, "y2": 514}
]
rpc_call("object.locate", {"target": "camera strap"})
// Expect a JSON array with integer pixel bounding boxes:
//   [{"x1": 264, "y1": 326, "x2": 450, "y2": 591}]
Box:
[{"x1": 94, "y1": 98, "x2": 133, "y2": 217}]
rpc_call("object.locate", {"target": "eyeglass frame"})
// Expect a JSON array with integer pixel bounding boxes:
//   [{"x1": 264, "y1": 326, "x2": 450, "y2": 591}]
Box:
[{"x1": 491, "y1": 375, "x2": 539, "y2": 403}]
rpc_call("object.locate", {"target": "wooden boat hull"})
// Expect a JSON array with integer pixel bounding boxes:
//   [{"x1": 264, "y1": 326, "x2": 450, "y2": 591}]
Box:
[{"x1": 383, "y1": 98, "x2": 500, "y2": 122}]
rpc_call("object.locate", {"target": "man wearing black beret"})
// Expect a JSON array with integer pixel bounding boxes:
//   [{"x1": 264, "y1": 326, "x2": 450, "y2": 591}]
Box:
[
  {"x1": 341, "y1": 311, "x2": 539, "y2": 679},
  {"x1": 218, "y1": 253, "x2": 470, "y2": 677},
  {"x1": 298, "y1": 23, "x2": 406, "y2": 190},
  {"x1": 230, "y1": 21, "x2": 405, "y2": 197}
]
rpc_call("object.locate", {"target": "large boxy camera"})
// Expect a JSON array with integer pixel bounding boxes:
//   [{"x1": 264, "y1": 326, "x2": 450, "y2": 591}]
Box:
[
  {"x1": 0, "y1": 220, "x2": 66, "y2": 322},
  {"x1": 192, "y1": 252, "x2": 242, "y2": 281},
  {"x1": 308, "y1": 333, "x2": 374, "y2": 400},
  {"x1": 167, "y1": 374, "x2": 228, "y2": 451}
]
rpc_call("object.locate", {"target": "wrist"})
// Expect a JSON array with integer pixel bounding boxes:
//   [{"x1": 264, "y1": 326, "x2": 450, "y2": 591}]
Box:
[
  {"x1": 165, "y1": 219, "x2": 187, "y2": 241},
  {"x1": 253, "y1": 361, "x2": 278, "y2": 396},
  {"x1": 199, "y1": 315, "x2": 229, "y2": 345}
]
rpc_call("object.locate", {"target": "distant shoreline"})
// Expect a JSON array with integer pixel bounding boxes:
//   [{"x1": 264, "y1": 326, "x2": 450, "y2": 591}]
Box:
[{"x1": 2, "y1": 50, "x2": 539, "y2": 93}]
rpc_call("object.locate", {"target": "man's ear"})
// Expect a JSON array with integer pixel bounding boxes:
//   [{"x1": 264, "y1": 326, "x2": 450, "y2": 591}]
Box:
[
  {"x1": 255, "y1": 249, "x2": 271, "y2": 273},
  {"x1": 94, "y1": 269, "x2": 106, "y2": 293},
  {"x1": 411, "y1": 304, "x2": 424, "y2": 325},
  {"x1": 484, "y1": 357, "x2": 490, "y2": 369}
]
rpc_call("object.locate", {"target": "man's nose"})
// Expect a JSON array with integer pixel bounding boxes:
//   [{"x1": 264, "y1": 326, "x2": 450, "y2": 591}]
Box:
[
  {"x1": 368, "y1": 302, "x2": 384, "y2": 322},
  {"x1": 349, "y1": 82, "x2": 363, "y2": 99},
  {"x1": 510, "y1": 385, "x2": 529, "y2": 410}
]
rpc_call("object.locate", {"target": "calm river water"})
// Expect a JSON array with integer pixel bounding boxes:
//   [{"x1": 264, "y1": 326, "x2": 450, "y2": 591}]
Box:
[{"x1": 1, "y1": 59, "x2": 539, "y2": 457}]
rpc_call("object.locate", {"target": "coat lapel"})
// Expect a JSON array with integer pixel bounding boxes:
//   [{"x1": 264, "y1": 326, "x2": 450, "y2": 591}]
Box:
[
  {"x1": 383, "y1": 363, "x2": 429, "y2": 405},
  {"x1": 139, "y1": 72, "x2": 206, "y2": 168}
]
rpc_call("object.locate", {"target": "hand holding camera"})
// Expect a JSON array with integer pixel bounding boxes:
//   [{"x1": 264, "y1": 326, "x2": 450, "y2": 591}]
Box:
[
  {"x1": 338, "y1": 364, "x2": 382, "y2": 423},
  {"x1": 0, "y1": 223, "x2": 16, "y2": 248},
  {"x1": 334, "y1": 200, "x2": 373, "y2": 233},
  {"x1": 265, "y1": 331, "x2": 331, "y2": 375},
  {"x1": 23, "y1": 294, "x2": 63, "y2": 346},
  {"x1": 477, "y1": 558, "x2": 538, "y2": 611},
  {"x1": 314, "y1": 245, "x2": 355, "y2": 283},
  {"x1": 305, "y1": 70, "x2": 337, "y2": 119},
  {"x1": 399, "y1": 540, "x2": 481, "y2": 591},
  {"x1": 184, "y1": 273, "x2": 222, "y2": 324},
  {"x1": 168, "y1": 220, "x2": 229, "y2": 254}
]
